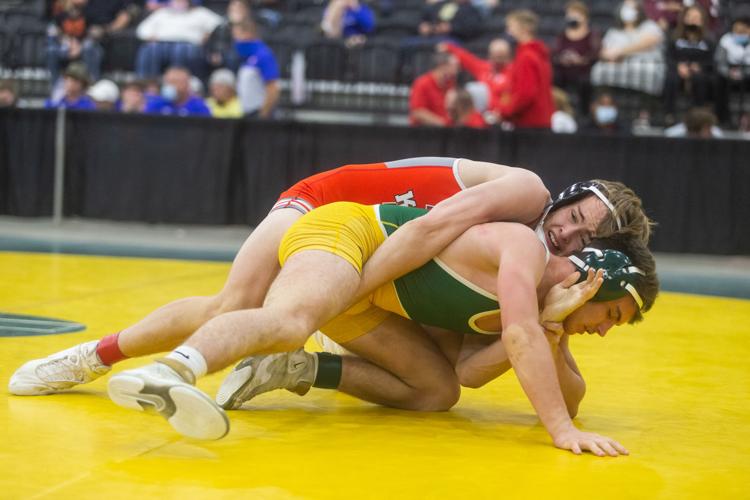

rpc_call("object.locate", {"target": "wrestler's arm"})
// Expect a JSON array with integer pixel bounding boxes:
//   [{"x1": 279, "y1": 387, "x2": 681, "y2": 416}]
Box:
[
  {"x1": 455, "y1": 334, "x2": 585, "y2": 419},
  {"x1": 355, "y1": 162, "x2": 549, "y2": 300},
  {"x1": 552, "y1": 334, "x2": 586, "y2": 418},
  {"x1": 493, "y1": 225, "x2": 624, "y2": 455}
]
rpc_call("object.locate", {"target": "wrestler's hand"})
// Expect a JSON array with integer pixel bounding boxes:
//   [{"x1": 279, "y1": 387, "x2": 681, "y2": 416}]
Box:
[
  {"x1": 553, "y1": 427, "x2": 629, "y2": 457},
  {"x1": 540, "y1": 269, "x2": 604, "y2": 326}
]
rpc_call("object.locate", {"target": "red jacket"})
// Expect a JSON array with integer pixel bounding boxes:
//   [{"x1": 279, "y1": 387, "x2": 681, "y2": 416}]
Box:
[
  {"x1": 409, "y1": 72, "x2": 454, "y2": 126},
  {"x1": 496, "y1": 40, "x2": 553, "y2": 129},
  {"x1": 444, "y1": 43, "x2": 510, "y2": 110}
]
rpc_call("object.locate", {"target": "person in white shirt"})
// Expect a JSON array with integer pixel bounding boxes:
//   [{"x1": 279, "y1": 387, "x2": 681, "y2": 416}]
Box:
[
  {"x1": 135, "y1": 0, "x2": 222, "y2": 79},
  {"x1": 590, "y1": 0, "x2": 666, "y2": 96}
]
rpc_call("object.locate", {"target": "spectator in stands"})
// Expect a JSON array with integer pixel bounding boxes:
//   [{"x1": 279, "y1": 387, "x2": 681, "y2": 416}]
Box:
[
  {"x1": 492, "y1": 9, "x2": 553, "y2": 129},
  {"x1": 552, "y1": 1, "x2": 601, "y2": 116},
  {"x1": 643, "y1": 0, "x2": 683, "y2": 32},
  {"x1": 207, "y1": 0, "x2": 252, "y2": 72},
  {"x1": 84, "y1": 0, "x2": 138, "y2": 42},
  {"x1": 438, "y1": 38, "x2": 511, "y2": 114},
  {"x1": 320, "y1": 0, "x2": 375, "y2": 46},
  {"x1": 664, "y1": 106, "x2": 722, "y2": 138},
  {"x1": 590, "y1": 0, "x2": 665, "y2": 96},
  {"x1": 581, "y1": 90, "x2": 626, "y2": 134},
  {"x1": 663, "y1": 5, "x2": 714, "y2": 123},
  {"x1": 144, "y1": 66, "x2": 211, "y2": 116},
  {"x1": 135, "y1": 0, "x2": 222, "y2": 79},
  {"x1": 0, "y1": 80, "x2": 19, "y2": 108},
  {"x1": 471, "y1": 0, "x2": 498, "y2": 18},
  {"x1": 713, "y1": 12, "x2": 750, "y2": 126},
  {"x1": 445, "y1": 87, "x2": 487, "y2": 128},
  {"x1": 206, "y1": 68, "x2": 243, "y2": 118},
  {"x1": 47, "y1": 0, "x2": 104, "y2": 83},
  {"x1": 87, "y1": 78, "x2": 120, "y2": 110},
  {"x1": 119, "y1": 81, "x2": 147, "y2": 112},
  {"x1": 418, "y1": 0, "x2": 483, "y2": 43},
  {"x1": 233, "y1": 20, "x2": 280, "y2": 118},
  {"x1": 551, "y1": 87, "x2": 578, "y2": 133},
  {"x1": 409, "y1": 51, "x2": 459, "y2": 126},
  {"x1": 45, "y1": 62, "x2": 96, "y2": 110}
]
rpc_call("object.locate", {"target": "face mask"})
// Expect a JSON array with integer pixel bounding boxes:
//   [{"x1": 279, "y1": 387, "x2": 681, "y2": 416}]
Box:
[
  {"x1": 684, "y1": 24, "x2": 701, "y2": 34},
  {"x1": 733, "y1": 33, "x2": 750, "y2": 46},
  {"x1": 620, "y1": 5, "x2": 638, "y2": 23},
  {"x1": 235, "y1": 40, "x2": 257, "y2": 58},
  {"x1": 161, "y1": 84, "x2": 178, "y2": 102},
  {"x1": 595, "y1": 105, "x2": 618, "y2": 124},
  {"x1": 566, "y1": 17, "x2": 581, "y2": 29}
]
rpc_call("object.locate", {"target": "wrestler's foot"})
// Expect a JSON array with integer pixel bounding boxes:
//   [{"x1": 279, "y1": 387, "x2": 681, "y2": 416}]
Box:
[
  {"x1": 9, "y1": 340, "x2": 111, "y2": 395},
  {"x1": 108, "y1": 361, "x2": 229, "y2": 440},
  {"x1": 216, "y1": 349, "x2": 317, "y2": 410}
]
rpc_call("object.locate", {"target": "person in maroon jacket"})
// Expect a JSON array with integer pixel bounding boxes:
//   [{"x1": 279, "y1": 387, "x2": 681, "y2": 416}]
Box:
[
  {"x1": 438, "y1": 38, "x2": 512, "y2": 114},
  {"x1": 493, "y1": 9, "x2": 554, "y2": 129},
  {"x1": 552, "y1": 1, "x2": 601, "y2": 116}
]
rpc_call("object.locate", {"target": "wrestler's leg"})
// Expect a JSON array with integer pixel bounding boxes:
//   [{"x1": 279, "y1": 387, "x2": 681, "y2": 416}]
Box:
[
  {"x1": 116, "y1": 208, "x2": 302, "y2": 357},
  {"x1": 184, "y1": 250, "x2": 361, "y2": 372},
  {"x1": 106, "y1": 250, "x2": 363, "y2": 439},
  {"x1": 338, "y1": 315, "x2": 461, "y2": 411},
  {"x1": 9, "y1": 208, "x2": 301, "y2": 396}
]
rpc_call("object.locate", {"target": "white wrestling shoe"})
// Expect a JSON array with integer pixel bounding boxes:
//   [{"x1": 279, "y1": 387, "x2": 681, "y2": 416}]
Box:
[
  {"x1": 9, "y1": 340, "x2": 111, "y2": 395},
  {"x1": 107, "y1": 360, "x2": 229, "y2": 440},
  {"x1": 216, "y1": 349, "x2": 317, "y2": 410}
]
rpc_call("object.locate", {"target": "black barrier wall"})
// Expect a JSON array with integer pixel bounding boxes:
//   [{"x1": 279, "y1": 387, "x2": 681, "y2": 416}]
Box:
[{"x1": 1, "y1": 108, "x2": 748, "y2": 255}]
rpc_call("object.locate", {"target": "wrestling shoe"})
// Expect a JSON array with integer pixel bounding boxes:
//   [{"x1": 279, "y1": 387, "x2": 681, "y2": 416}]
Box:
[
  {"x1": 9, "y1": 340, "x2": 111, "y2": 395},
  {"x1": 107, "y1": 360, "x2": 229, "y2": 440},
  {"x1": 216, "y1": 349, "x2": 317, "y2": 410}
]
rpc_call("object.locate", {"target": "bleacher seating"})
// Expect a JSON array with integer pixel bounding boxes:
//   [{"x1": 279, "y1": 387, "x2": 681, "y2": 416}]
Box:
[{"x1": 0, "y1": 0, "x2": 747, "y2": 128}]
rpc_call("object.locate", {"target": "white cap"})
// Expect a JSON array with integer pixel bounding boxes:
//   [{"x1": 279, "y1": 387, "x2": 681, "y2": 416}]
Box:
[
  {"x1": 87, "y1": 79, "x2": 120, "y2": 103},
  {"x1": 209, "y1": 68, "x2": 237, "y2": 87}
]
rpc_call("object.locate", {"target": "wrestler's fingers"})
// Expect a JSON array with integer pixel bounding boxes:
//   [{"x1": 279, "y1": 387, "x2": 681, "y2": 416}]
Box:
[
  {"x1": 560, "y1": 271, "x2": 580, "y2": 288},
  {"x1": 586, "y1": 441, "x2": 606, "y2": 457}
]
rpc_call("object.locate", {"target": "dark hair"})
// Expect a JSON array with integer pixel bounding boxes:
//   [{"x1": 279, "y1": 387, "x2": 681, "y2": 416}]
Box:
[
  {"x1": 433, "y1": 51, "x2": 455, "y2": 67},
  {"x1": 684, "y1": 107, "x2": 717, "y2": 135},
  {"x1": 587, "y1": 233, "x2": 659, "y2": 322},
  {"x1": 613, "y1": 0, "x2": 647, "y2": 29},
  {"x1": 674, "y1": 4, "x2": 708, "y2": 41},
  {"x1": 0, "y1": 79, "x2": 18, "y2": 94}
]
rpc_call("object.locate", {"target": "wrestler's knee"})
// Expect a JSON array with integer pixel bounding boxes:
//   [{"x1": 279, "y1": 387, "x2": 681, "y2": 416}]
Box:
[
  {"x1": 271, "y1": 315, "x2": 315, "y2": 351},
  {"x1": 212, "y1": 288, "x2": 262, "y2": 316},
  {"x1": 408, "y1": 373, "x2": 461, "y2": 411}
]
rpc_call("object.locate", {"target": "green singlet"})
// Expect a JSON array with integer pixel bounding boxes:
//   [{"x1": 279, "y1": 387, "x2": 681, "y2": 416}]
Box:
[{"x1": 376, "y1": 204, "x2": 501, "y2": 335}]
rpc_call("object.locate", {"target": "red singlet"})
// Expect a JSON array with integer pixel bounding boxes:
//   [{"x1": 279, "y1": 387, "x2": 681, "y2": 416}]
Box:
[{"x1": 272, "y1": 157, "x2": 467, "y2": 213}]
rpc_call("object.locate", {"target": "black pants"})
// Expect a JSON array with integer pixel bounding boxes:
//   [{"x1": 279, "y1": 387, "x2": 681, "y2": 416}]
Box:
[{"x1": 663, "y1": 68, "x2": 712, "y2": 116}]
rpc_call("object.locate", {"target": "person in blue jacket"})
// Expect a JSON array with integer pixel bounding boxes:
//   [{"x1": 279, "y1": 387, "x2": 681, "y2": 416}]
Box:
[
  {"x1": 144, "y1": 66, "x2": 212, "y2": 116},
  {"x1": 44, "y1": 62, "x2": 96, "y2": 111}
]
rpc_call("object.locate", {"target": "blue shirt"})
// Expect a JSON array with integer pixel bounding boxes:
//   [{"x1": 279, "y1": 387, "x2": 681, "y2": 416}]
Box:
[
  {"x1": 144, "y1": 95, "x2": 212, "y2": 116},
  {"x1": 45, "y1": 95, "x2": 96, "y2": 110},
  {"x1": 235, "y1": 40, "x2": 279, "y2": 83},
  {"x1": 342, "y1": 5, "x2": 375, "y2": 38}
]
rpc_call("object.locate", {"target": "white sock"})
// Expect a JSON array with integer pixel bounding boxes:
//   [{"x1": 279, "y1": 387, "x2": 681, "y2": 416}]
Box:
[{"x1": 166, "y1": 346, "x2": 208, "y2": 379}]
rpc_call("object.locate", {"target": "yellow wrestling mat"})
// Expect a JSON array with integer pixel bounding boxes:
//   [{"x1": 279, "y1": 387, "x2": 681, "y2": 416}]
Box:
[{"x1": 1, "y1": 251, "x2": 749, "y2": 499}]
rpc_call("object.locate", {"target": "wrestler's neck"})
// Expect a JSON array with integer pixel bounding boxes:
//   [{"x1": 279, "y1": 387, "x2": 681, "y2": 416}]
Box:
[{"x1": 538, "y1": 255, "x2": 576, "y2": 298}]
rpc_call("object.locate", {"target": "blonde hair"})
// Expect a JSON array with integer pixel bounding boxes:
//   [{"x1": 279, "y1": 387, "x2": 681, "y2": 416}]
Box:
[
  {"x1": 593, "y1": 179, "x2": 655, "y2": 244},
  {"x1": 507, "y1": 9, "x2": 539, "y2": 34},
  {"x1": 552, "y1": 87, "x2": 574, "y2": 115}
]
